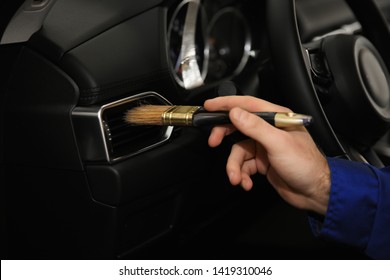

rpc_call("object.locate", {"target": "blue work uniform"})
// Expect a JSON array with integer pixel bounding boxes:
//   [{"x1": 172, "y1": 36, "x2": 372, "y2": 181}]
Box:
[{"x1": 310, "y1": 157, "x2": 390, "y2": 259}]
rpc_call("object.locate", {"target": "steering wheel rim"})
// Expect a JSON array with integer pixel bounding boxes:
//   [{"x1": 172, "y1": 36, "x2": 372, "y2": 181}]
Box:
[{"x1": 266, "y1": 0, "x2": 390, "y2": 167}]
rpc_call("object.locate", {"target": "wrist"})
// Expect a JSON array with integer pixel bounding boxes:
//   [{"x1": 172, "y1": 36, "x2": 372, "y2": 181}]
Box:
[{"x1": 307, "y1": 157, "x2": 331, "y2": 215}]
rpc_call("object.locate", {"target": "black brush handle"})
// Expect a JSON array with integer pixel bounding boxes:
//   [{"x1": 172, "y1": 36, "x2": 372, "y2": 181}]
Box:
[{"x1": 192, "y1": 109, "x2": 276, "y2": 127}]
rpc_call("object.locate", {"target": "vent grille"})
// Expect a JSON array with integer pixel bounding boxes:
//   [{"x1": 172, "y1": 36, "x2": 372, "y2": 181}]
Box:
[
  {"x1": 100, "y1": 93, "x2": 173, "y2": 162},
  {"x1": 73, "y1": 92, "x2": 173, "y2": 163},
  {"x1": 101, "y1": 103, "x2": 166, "y2": 161}
]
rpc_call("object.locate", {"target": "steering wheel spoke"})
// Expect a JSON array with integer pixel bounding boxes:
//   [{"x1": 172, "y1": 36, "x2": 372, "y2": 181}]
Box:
[
  {"x1": 303, "y1": 40, "x2": 334, "y2": 99},
  {"x1": 266, "y1": 0, "x2": 390, "y2": 167}
]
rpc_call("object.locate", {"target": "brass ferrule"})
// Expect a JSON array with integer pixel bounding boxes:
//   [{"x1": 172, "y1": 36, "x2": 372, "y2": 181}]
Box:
[
  {"x1": 162, "y1": 106, "x2": 201, "y2": 126},
  {"x1": 274, "y1": 112, "x2": 312, "y2": 127}
]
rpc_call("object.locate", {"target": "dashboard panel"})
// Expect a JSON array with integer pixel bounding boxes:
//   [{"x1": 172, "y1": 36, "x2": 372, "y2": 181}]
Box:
[
  {"x1": 166, "y1": 0, "x2": 252, "y2": 89},
  {"x1": 25, "y1": 0, "x2": 260, "y2": 106}
]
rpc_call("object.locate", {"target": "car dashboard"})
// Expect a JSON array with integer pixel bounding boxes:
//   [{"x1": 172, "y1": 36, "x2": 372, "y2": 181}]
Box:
[{"x1": 1, "y1": 0, "x2": 390, "y2": 259}]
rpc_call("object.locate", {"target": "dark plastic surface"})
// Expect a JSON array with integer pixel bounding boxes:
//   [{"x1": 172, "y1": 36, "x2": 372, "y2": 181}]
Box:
[
  {"x1": 0, "y1": 0, "x2": 25, "y2": 41},
  {"x1": 86, "y1": 128, "x2": 211, "y2": 206},
  {"x1": 28, "y1": 1, "x2": 178, "y2": 106},
  {"x1": 3, "y1": 47, "x2": 83, "y2": 170},
  {"x1": 58, "y1": 7, "x2": 176, "y2": 105},
  {"x1": 29, "y1": 0, "x2": 163, "y2": 61},
  {"x1": 4, "y1": 165, "x2": 119, "y2": 259}
]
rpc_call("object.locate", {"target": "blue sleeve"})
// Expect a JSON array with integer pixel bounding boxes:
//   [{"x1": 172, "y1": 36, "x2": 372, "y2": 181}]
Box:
[{"x1": 309, "y1": 157, "x2": 390, "y2": 259}]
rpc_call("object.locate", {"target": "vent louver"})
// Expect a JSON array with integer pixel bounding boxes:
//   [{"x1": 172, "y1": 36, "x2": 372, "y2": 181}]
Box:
[{"x1": 72, "y1": 92, "x2": 173, "y2": 163}]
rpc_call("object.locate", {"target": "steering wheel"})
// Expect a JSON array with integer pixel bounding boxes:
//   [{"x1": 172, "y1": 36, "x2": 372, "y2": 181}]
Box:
[{"x1": 266, "y1": 0, "x2": 390, "y2": 167}]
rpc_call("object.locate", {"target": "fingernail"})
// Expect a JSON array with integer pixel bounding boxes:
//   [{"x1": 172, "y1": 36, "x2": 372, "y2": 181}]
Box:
[{"x1": 228, "y1": 171, "x2": 236, "y2": 184}]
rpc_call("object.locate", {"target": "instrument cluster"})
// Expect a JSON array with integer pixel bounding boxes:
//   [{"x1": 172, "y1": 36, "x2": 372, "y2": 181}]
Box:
[{"x1": 167, "y1": 0, "x2": 252, "y2": 90}]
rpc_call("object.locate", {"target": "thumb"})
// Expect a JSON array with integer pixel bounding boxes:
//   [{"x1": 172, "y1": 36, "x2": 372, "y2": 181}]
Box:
[{"x1": 229, "y1": 107, "x2": 287, "y2": 153}]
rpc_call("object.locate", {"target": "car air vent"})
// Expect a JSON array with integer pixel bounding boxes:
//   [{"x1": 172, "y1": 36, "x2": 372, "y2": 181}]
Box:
[{"x1": 72, "y1": 92, "x2": 173, "y2": 163}]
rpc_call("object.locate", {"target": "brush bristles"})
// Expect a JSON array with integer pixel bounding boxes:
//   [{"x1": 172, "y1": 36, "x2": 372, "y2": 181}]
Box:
[{"x1": 125, "y1": 105, "x2": 172, "y2": 125}]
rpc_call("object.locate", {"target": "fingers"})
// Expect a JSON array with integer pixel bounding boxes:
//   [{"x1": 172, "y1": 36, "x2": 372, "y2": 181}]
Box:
[
  {"x1": 205, "y1": 96, "x2": 291, "y2": 148},
  {"x1": 208, "y1": 125, "x2": 236, "y2": 147},
  {"x1": 228, "y1": 161, "x2": 255, "y2": 191},
  {"x1": 226, "y1": 139, "x2": 259, "y2": 190},
  {"x1": 204, "y1": 96, "x2": 291, "y2": 113},
  {"x1": 229, "y1": 107, "x2": 290, "y2": 155},
  {"x1": 226, "y1": 140, "x2": 253, "y2": 184}
]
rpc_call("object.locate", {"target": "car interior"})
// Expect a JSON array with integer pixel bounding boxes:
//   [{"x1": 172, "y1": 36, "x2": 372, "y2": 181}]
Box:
[{"x1": 1, "y1": 0, "x2": 390, "y2": 259}]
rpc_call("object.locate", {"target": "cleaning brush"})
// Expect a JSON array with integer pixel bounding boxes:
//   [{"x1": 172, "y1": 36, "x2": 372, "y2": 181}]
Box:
[{"x1": 124, "y1": 105, "x2": 312, "y2": 128}]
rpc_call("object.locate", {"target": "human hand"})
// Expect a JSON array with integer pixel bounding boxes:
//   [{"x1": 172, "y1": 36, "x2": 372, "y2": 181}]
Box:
[{"x1": 204, "y1": 96, "x2": 330, "y2": 215}]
